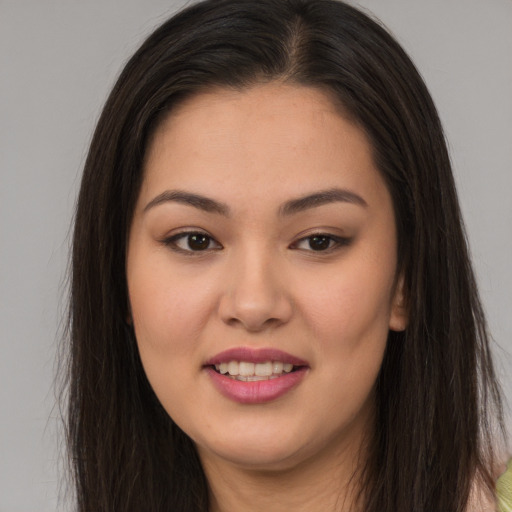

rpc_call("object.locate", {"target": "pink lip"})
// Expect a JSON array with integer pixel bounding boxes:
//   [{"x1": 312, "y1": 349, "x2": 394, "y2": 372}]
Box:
[
  {"x1": 204, "y1": 347, "x2": 308, "y2": 366},
  {"x1": 205, "y1": 367, "x2": 308, "y2": 404},
  {"x1": 204, "y1": 347, "x2": 309, "y2": 404}
]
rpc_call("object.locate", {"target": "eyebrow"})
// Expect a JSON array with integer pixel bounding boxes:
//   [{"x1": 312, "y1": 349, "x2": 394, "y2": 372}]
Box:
[
  {"x1": 143, "y1": 187, "x2": 367, "y2": 216},
  {"x1": 143, "y1": 190, "x2": 230, "y2": 216},
  {"x1": 279, "y1": 188, "x2": 367, "y2": 216}
]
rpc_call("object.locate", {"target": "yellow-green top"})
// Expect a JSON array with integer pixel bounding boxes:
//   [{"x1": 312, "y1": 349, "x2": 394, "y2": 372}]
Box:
[{"x1": 498, "y1": 458, "x2": 512, "y2": 512}]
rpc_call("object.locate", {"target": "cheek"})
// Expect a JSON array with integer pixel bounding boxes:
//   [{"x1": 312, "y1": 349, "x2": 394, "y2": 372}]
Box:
[
  {"x1": 127, "y1": 269, "x2": 212, "y2": 416},
  {"x1": 299, "y1": 269, "x2": 391, "y2": 420},
  {"x1": 298, "y1": 264, "x2": 394, "y2": 345},
  {"x1": 293, "y1": 251, "x2": 395, "y2": 408},
  {"x1": 128, "y1": 261, "x2": 215, "y2": 360}
]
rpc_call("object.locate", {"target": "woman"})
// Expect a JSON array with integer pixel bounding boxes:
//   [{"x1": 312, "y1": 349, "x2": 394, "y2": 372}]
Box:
[{"x1": 66, "y1": 0, "x2": 509, "y2": 510}]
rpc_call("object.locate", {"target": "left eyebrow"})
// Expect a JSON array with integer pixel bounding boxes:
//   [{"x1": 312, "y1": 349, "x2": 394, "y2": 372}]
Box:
[{"x1": 279, "y1": 188, "x2": 368, "y2": 216}]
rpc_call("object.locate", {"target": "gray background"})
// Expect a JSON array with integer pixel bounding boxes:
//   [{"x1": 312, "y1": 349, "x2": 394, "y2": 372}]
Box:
[{"x1": 1, "y1": 0, "x2": 510, "y2": 510}]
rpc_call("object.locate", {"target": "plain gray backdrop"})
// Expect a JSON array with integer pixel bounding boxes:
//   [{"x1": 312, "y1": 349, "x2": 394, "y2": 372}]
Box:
[{"x1": 1, "y1": 1, "x2": 511, "y2": 510}]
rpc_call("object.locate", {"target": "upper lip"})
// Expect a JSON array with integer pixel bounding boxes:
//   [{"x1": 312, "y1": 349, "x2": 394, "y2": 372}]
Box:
[{"x1": 204, "y1": 347, "x2": 309, "y2": 366}]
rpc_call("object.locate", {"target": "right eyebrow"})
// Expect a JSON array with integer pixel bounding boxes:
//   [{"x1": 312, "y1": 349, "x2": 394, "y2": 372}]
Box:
[{"x1": 143, "y1": 190, "x2": 230, "y2": 216}]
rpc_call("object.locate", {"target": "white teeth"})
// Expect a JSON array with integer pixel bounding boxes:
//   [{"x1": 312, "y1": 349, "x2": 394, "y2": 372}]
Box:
[
  {"x1": 234, "y1": 375, "x2": 280, "y2": 382},
  {"x1": 239, "y1": 362, "x2": 255, "y2": 376},
  {"x1": 272, "y1": 361, "x2": 283, "y2": 374},
  {"x1": 255, "y1": 361, "x2": 273, "y2": 377},
  {"x1": 214, "y1": 360, "x2": 296, "y2": 379},
  {"x1": 228, "y1": 361, "x2": 239, "y2": 376}
]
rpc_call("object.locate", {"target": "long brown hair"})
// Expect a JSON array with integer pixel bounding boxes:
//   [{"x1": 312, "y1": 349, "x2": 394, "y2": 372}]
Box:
[{"x1": 66, "y1": 0, "x2": 506, "y2": 510}]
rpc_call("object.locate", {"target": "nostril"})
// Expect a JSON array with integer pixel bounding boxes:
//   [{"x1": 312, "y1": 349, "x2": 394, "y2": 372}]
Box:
[
  {"x1": 217, "y1": 272, "x2": 293, "y2": 331},
  {"x1": 223, "y1": 315, "x2": 285, "y2": 332}
]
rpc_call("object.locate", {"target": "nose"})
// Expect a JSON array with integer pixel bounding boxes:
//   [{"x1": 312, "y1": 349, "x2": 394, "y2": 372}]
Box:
[{"x1": 218, "y1": 247, "x2": 293, "y2": 332}]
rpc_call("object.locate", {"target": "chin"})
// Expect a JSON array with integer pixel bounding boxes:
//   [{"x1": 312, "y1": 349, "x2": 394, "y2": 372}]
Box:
[
  {"x1": 196, "y1": 419, "x2": 351, "y2": 476},
  {"x1": 193, "y1": 424, "x2": 313, "y2": 472}
]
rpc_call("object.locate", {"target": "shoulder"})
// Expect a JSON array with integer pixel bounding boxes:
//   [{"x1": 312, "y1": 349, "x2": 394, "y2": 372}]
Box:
[
  {"x1": 467, "y1": 458, "x2": 512, "y2": 512},
  {"x1": 497, "y1": 458, "x2": 512, "y2": 512}
]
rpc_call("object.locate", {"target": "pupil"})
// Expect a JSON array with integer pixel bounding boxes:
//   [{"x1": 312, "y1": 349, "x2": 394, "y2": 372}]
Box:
[
  {"x1": 309, "y1": 236, "x2": 330, "y2": 251},
  {"x1": 188, "y1": 234, "x2": 209, "y2": 250}
]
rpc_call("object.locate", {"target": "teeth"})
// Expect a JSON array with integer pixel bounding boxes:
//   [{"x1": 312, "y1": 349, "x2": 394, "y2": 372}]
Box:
[
  {"x1": 272, "y1": 361, "x2": 283, "y2": 373},
  {"x1": 214, "y1": 360, "x2": 296, "y2": 378},
  {"x1": 239, "y1": 362, "x2": 254, "y2": 376},
  {"x1": 255, "y1": 361, "x2": 273, "y2": 377},
  {"x1": 228, "y1": 361, "x2": 239, "y2": 376},
  {"x1": 233, "y1": 375, "x2": 280, "y2": 382}
]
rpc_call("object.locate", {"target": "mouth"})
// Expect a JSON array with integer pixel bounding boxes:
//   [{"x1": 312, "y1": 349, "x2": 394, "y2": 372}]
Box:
[{"x1": 203, "y1": 347, "x2": 309, "y2": 403}]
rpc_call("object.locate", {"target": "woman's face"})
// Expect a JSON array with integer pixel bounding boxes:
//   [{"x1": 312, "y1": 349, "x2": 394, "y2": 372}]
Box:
[{"x1": 127, "y1": 83, "x2": 406, "y2": 472}]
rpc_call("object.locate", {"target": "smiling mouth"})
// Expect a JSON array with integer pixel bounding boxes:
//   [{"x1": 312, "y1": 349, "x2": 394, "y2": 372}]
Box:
[
  {"x1": 205, "y1": 349, "x2": 308, "y2": 403},
  {"x1": 210, "y1": 360, "x2": 303, "y2": 381}
]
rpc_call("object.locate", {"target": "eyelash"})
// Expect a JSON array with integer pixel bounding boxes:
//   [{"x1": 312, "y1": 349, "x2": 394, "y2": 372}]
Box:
[{"x1": 162, "y1": 231, "x2": 351, "y2": 254}]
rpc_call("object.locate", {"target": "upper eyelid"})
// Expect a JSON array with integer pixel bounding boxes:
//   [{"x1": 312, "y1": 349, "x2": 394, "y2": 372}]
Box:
[
  {"x1": 167, "y1": 228, "x2": 210, "y2": 237},
  {"x1": 163, "y1": 227, "x2": 214, "y2": 240}
]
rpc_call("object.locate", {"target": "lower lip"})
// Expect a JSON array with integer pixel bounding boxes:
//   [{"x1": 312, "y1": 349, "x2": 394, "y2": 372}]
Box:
[{"x1": 205, "y1": 367, "x2": 307, "y2": 404}]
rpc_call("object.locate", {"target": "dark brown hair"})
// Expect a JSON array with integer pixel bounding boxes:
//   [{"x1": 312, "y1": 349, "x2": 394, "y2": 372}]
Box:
[{"x1": 66, "y1": 0, "x2": 505, "y2": 510}]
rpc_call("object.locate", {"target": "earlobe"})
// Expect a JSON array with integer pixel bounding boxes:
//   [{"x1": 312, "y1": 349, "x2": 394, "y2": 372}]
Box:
[{"x1": 389, "y1": 275, "x2": 408, "y2": 332}]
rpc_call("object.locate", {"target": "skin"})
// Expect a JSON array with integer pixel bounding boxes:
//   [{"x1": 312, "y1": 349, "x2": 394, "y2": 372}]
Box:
[{"x1": 126, "y1": 83, "x2": 408, "y2": 512}]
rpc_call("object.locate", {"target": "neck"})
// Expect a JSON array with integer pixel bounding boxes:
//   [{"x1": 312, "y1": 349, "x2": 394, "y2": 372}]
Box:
[{"x1": 200, "y1": 433, "x2": 369, "y2": 512}]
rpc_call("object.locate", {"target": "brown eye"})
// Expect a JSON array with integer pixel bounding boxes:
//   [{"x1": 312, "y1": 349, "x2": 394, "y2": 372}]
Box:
[
  {"x1": 164, "y1": 231, "x2": 222, "y2": 253},
  {"x1": 187, "y1": 233, "x2": 210, "y2": 250},
  {"x1": 291, "y1": 233, "x2": 351, "y2": 253},
  {"x1": 308, "y1": 235, "x2": 332, "y2": 251}
]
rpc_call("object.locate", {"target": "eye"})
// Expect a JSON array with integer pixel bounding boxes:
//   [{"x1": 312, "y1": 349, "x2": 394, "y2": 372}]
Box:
[
  {"x1": 163, "y1": 231, "x2": 222, "y2": 253},
  {"x1": 292, "y1": 234, "x2": 350, "y2": 252}
]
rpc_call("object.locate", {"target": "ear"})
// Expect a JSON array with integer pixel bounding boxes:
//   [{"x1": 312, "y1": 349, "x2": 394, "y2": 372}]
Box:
[{"x1": 389, "y1": 274, "x2": 408, "y2": 332}]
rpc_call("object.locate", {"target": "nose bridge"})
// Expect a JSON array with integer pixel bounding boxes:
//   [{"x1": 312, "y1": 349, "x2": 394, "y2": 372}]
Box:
[{"x1": 219, "y1": 241, "x2": 292, "y2": 331}]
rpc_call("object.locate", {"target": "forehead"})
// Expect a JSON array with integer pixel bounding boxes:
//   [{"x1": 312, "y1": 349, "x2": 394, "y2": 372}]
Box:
[
  {"x1": 139, "y1": 83, "x2": 385, "y2": 210},
  {"x1": 149, "y1": 83, "x2": 354, "y2": 155}
]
